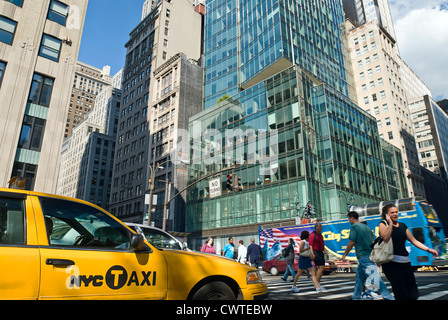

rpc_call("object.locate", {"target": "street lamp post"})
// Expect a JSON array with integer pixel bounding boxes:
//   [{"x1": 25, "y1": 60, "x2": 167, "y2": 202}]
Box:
[
  {"x1": 145, "y1": 158, "x2": 189, "y2": 227},
  {"x1": 338, "y1": 191, "x2": 355, "y2": 213}
]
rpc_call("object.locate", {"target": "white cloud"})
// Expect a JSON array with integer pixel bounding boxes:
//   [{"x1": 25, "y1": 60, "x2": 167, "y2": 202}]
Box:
[{"x1": 389, "y1": 1, "x2": 448, "y2": 99}]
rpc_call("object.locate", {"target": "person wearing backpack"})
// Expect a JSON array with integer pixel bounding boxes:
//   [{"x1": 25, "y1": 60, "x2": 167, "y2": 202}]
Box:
[
  {"x1": 309, "y1": 221, "x2": 329, "y2": 291},
  {"x1": 281, "y1": 238, "x2": 296, "y2": 282}
]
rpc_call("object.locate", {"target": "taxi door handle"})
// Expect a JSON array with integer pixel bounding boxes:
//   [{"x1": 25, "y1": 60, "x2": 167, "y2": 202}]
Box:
[{"x1": 46, "y1": 259, "x2": 75, "y2": 267}]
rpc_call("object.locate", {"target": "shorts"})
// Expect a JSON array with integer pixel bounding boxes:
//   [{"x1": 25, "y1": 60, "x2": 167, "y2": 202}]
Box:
[
  {"x1": 299, "y1": 256, "x2": 313, "y2": 270},
  {"x1": 313, "y1": 250, "x2": 325, "y2": 267}
]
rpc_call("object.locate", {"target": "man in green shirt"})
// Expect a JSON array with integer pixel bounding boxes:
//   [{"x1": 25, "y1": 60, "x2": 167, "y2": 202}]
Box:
[{"x1": 342, "y1": 211, "x2": 394, "y2": 300}]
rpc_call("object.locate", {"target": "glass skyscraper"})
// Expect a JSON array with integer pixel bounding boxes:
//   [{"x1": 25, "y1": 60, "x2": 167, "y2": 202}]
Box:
[{"x1": 186, "y1": 0, "x2": 406, "y2": 245}]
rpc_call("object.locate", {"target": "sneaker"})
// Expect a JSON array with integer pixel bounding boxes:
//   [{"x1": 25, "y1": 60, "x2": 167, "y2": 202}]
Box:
[
  {"x1": 361, "y1": 292, "x2": 374, "y2": 300},
  {"x1": 291, "y1": 286, "x2": 300, "y2": 293},
  {"x1": 319, "y1": 284, "x2": 327, "y2": 292},
  {"x1": 316, "y1": 287, "x2": 323, "y2": 293},
  {"x1": 368, "y1": 290, "x2": 382, "y2": 300}
]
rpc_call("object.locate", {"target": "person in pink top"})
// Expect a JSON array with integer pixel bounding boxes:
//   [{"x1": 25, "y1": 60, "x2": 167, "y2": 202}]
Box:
[
  {"x1": 309, "y1": 221, "x2": 329, "y2": 291},
  {"x1": 201, "y1": 237, "x2": 216, "y2": 254}
]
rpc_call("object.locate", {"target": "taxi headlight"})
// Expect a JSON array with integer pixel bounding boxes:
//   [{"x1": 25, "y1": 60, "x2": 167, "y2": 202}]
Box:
[{"x1": 247, "y1": 270, "x2": 262, "y2": 284}]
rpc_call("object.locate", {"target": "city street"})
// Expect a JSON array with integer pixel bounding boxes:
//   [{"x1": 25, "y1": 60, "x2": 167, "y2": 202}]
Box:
[{"x1": 262, "y1": 269, "x2": 448, "y2": 300}]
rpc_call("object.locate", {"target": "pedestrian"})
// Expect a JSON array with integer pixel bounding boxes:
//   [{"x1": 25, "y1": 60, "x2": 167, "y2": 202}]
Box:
[
  {"x1": 359, "y1": 216, "x2": 381, "y2": 299},
  {"x1": 309, "y1": 221, "x2": 329, "y2": 291},
  {"x1": 291, "y1": 231, "x2": 321, "y2": 293},
  {"x1": 342, "y1": 211, "x2": 394, "y2": 300},
  {"x1": 200, "y1": 237, "x2": 216, "y2": 254},
  {"x1": 237, "y1": 240, "x2": 247, "y2": 264},
  {"x1": 247, "y1": 238, "x2": 262, "y2": 268},
  {"x1": 379, "y1": 204, "x2": 438, "y2": 300},
  {"x1": 222, "y1": 237, "x2": 235, "y2": 259},
  {"x1": 281, "y1": 238, "x2": 296, "y2": 282}
]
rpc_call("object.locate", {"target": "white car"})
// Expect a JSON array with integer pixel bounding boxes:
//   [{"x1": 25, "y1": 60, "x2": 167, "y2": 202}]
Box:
[{"x1": 125, "y1": 223, "x2": 190, "y2": 251}]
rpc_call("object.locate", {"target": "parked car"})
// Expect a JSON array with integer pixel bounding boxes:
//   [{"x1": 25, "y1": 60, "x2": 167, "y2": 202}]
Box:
[
  {"x1": 262, "y1": 254, "x2": 299, "y2": 276},
  {"x1": 125, "y1": 223, "x2": 189, "y2": 251},
  {"x1": 262, "y1": 254, "x2": 337, "y2": 275}
]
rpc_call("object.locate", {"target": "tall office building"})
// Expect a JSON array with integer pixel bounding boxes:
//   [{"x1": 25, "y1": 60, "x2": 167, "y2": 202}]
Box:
[
  {"x1": 186, "y1": 0, "x2": 407, "y2": 248},
  {"x1": 108, "y1": 0, "x2": 203, "y2": 226},
  {"x1": 65, "y1": 61, "x2": 112, "y2": 138},
  {"x1": 56, "y1": 70, "x2": 122, "y2": 209},
  {"x1": 409, "y1": 95, "x2": 448, "y2": 181},
  {"x1": 345, "y1": 8, "x2": 425, "y2": 197},
  {"x1": 343, "y1": 0, "x2": 397, "y2": 42},
  {"x1": 0, "y1": 0, "x2": 88, "y2": 193}
]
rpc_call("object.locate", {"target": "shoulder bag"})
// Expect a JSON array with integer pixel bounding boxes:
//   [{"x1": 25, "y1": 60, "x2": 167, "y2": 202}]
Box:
[
  {"x1": 369, "y1": 220, "x2": 394, "y2": 264},
  {"x1": 299, "y1": 240, "x2": 311, "y2": 257}
]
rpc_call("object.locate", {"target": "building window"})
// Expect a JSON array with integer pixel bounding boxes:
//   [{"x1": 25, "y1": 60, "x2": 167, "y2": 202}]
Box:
[
  {"x1": 0, "y1": 61, "x2": 5, "y2": 88},
  {"x1": 18, "y1": 115, "x2": 46, "y2": 152},
  {"x1": 39, "y1": 34, "x2": 62, "y2": 62},
  {"x1": 28, "y1": 73, "x2": 55, "y2": 107},
  {"x1": 377, "y1": 120, "x2": 382, "y2": 128},
  {"x1": 0, "y1": 15, "x2": 17, "y2": 45},
  {"x1": 388, "y1": 131, "x2": 393, "y2": 140},
  {"x1": 47, "y1": 0, "x2": 69, "y2": 26},
  {"x1": 11, "y1": 162, "x2": 37, "y2": 190},
  {"x1": 5, "y1": 0, "x2": 23, "y2": 7}
]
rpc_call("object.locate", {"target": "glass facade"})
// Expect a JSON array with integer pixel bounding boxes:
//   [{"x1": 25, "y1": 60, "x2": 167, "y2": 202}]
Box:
[
  {"x1": 204, "y1": 0, "x2": 349, "y2": 109},
  {"x1": 187, "y1": 0, "x2": 407, "y2": 238}
]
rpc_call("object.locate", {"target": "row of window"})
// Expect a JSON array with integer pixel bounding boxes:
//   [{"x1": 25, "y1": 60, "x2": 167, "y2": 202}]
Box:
[{"x1": 0, "y1": 0, "x2": 69, "y2": 62}]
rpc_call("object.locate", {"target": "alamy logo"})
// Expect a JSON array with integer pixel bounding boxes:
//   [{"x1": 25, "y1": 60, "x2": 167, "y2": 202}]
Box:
[{"x1": 173, "y1": 121, "x2": 279, "y2": 174}]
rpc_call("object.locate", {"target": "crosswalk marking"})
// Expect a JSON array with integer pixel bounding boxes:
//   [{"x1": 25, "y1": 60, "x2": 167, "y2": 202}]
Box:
[
  {"x1": 263, "y1": 275, "x2": 448, "y2": 300},
  {"x1": 419, "y1": 290, "x2": 448, "y2": 300}
]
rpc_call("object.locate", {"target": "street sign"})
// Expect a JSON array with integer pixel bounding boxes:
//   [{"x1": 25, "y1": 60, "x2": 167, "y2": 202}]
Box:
[{"x1": 209, "y1": 177, "x2": 221, "y2": 198}]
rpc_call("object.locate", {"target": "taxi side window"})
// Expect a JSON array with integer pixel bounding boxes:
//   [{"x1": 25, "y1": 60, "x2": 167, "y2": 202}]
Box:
[
  {"x1": 40, "y1": 197, "x2": 131, "y2": 250},
  {"x1": 0, "y1": 197, "x2": 25, "y2": 245}
]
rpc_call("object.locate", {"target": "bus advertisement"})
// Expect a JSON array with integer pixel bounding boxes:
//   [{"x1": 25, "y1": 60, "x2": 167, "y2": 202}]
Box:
[{"x1": 259, "y1": 198, "x2": 448, "y2": 267}]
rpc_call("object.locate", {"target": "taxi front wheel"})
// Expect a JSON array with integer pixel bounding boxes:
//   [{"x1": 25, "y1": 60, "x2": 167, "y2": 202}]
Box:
[{"x1": 191, "y1": 281, "x2": 236, "y2": 300}]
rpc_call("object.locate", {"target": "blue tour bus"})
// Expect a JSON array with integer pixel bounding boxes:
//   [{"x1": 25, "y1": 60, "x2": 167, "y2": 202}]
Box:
[{"x1": 259, "y1": 197, "x2": 447, "y2": 268}]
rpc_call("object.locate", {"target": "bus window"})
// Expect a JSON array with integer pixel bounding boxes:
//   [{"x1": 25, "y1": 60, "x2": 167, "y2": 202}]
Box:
[
  {"x1": 421, "y1": 205, "x2": 437, "y2": 220},
  {"x1": 412, "y1": 227, "x2": 425, "y2": 243},
  {"x1": 366, "y1": 203, "x2": 380, "y2": 216},
  {"x1": 397, "y1": 198, "x2": 414, "y2": 212}
]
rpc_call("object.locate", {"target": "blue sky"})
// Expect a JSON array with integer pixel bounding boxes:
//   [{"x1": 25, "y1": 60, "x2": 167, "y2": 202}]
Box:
[
  {"x1": 78, "y1": 0, "x2": 447, "y2": 100},
  {"x1": 78, "y1": 0, "x2": 145, "y2": 76}
]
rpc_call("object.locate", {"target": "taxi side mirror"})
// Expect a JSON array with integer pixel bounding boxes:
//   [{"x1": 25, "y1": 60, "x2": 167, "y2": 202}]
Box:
[{"x1": 131, "y1": 233, "x2": 151, "y2": 252}]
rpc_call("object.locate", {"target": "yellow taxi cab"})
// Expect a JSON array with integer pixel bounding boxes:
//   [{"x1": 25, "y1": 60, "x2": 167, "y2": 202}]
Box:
[{"x1": 0, "y1": 188, "x2": 268, "y2": 300}]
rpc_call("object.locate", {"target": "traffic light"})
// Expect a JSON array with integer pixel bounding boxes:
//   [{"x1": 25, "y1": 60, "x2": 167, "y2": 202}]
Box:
[
  {"x1": 310, "y1": 205, "x2": 316, "y2": 215},
  {"x1": 306, "y1": 204, "x2": 311, "y2": 215},
  {"x1": 226, "y1": 174, "x2": 233, "y2": 191},
  {"x1": 234, "y1": 174, "x2": 243, "y2": 191}
]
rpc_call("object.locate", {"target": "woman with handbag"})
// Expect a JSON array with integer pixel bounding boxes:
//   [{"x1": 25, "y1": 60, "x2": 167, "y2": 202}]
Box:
[
  {"x1": 291, "y1": 231, "x2": 321, "y2": 293},
  {"x1": 380, "y1": 204, "x2": 438, "y2": 300}
]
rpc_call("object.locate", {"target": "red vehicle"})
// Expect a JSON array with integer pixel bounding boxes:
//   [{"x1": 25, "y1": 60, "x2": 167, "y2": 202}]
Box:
[
  {"x1": 262, "y1": 254, "x2": 336, "y2": 276},
  {"x1": 262, "y1": 254, "x2": 299, "y2": 276}
]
